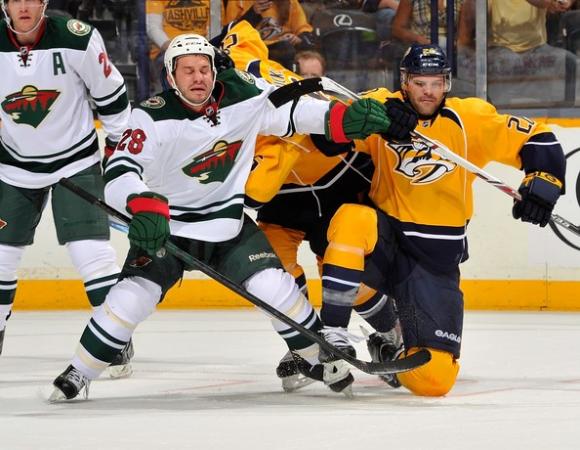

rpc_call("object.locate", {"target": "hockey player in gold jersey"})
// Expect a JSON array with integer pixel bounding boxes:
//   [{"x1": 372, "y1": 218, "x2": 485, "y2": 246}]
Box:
[
  {"x1": 213, "y1": 20, "x2": 411, "y2": 393},
  {"x1": 315, "y1": 44, "x2": 566, "y2": 395}
]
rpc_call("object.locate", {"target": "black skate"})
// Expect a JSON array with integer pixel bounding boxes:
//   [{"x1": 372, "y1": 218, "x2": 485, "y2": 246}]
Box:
[
  {"x1": 49, "y1": 365, "x2": 90, "y2": 402},
  {"x1": 276, "y1": 350, "x2": 316, "y2": 392},
  {"x1": 108, "y1": 339, "x2": 134, "y2": 379},
  {"x1": 364, "y1": 326, "x2": 404, "y2": 388},
  {"x1": 318, "y1": 326, "x2": 356, "y2": 397},
  {"x1": 0, "y1": 329, "x2": 4, "y2": 356}
]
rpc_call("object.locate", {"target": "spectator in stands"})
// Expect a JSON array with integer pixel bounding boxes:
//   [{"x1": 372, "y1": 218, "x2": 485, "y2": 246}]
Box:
[
  {"x1": 225, "y1": 0, "x2": 317, "y2": 69},
  {"x1": 295, "y1": 49, "x2": 326, "y2": 78},
  {"x1": 360, "y1": 0, "x2": 399, "y2": 42},
  {"x1": 146, "y1": 0, "x2": 225, "y2": 91},
  {"x1": 391, "y1": 0, "x2": 463, "y2": 48},
  {"x1": 458, "y1": 0, "x2": 577, "y2": 106}
]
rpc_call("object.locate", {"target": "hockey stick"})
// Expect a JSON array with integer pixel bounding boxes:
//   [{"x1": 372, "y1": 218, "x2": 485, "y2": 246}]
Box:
[
  {"x1": 59, "y1": 177, "x2": 430, "y2": 376},
  {"x1": 271, "y1": 76, "x2": 580, "y2": 237}
]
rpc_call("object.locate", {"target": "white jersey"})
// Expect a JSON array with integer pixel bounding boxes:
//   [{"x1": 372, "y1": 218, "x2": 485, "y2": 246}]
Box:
[
  {"x1": 105, "y1": 69, "x2": 329, "y2": 242},
  {"x1": 0, "y1": 16, "x2": 130, "y2": 188}
]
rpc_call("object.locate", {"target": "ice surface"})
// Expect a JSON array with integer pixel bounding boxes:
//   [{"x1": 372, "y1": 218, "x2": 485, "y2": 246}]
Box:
[{"x1": 1, "y1": 310, "x2": 579, "y2": 450}]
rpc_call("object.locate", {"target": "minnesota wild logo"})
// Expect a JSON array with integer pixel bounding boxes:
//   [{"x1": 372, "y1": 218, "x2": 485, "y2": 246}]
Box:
[
  {"x1": 183, "y1": 140, "x2": 242, "y2": 184},
  {"x1": 0, "y1": 218, "x2": 6, "y2": 230},
  {"x1": 1, "y1": 86, "x2": 60, "y2": 128}
]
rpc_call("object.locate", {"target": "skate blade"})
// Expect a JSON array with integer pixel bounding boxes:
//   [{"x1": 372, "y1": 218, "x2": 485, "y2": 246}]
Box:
[
  {"x1": 47, "y1": 388, "x2": 68, "y2": 403},
  {"x1": 379, "y1": 374, "x2": 402, "y2": 388},
  {"x1": 281, "y1": 374, "x2": 317, "y2": 393},
  {"x1": 341, "y1": 384, "x2": 354, "y2": 399},
  {"x1": 108, "y1": 363, "x2": 133, "y2": 379}
]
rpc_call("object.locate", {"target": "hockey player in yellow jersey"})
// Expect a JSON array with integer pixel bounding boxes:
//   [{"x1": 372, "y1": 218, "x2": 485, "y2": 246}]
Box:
[
  {"x1": 213, "y1": 20, "x2": 411, "y2": 393},
  {"x1": 315, "y1": 44, "x2": 566, "y2": 395}
]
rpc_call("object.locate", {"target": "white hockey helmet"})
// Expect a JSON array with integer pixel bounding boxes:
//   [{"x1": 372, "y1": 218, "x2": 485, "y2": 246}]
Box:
[
  {"x1": 164, "y1": 33, "x2": 217, "y2": 108},
  {"x1": 1, "y1": 0, "x2": 49, "y2": 35}
]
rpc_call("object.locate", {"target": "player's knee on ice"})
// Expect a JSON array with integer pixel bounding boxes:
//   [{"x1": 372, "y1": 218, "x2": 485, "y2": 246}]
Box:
[{"x1": 397, "y1": 348, "x2": 459, "y2": 397}]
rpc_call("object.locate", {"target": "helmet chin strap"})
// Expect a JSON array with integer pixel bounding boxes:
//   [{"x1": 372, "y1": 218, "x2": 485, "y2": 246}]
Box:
[{"x1": 2, "y1": 2, "x2": 47, "y2": 36}]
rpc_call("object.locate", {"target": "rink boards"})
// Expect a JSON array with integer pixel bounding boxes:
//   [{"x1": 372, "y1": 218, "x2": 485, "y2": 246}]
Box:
[{"x1": 11, "y1": 122, "x2": 580, "y2": 312}]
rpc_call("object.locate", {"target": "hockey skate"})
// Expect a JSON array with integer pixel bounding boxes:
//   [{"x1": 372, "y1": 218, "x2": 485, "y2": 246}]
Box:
[
  {"x1": 363, "y1": 325, "x2": 405, "y2": 388},
  {"x1": 49, "y1": 365, "x2": 90, "y2": 402},
  {"x1": 0, "y1": 329, "x2": 4, "y2": 356},
  {"x1": 108, "y1": 339, "x2": 134, "y2": 379},
  {"x1": 318, "y1": 326, "x2": 356, "y2": 397},
  {"x1": 276, "y1": 350, "x2": 317, "y2": 392}
]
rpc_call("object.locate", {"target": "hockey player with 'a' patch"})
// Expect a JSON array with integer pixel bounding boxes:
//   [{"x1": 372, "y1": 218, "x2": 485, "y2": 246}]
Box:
[
  {"x1": 48, "y1": 33, "x2": 417, "y2": 401},
  {"x1": 0, "y1": 0, "x2": 133, "y2": 376}
]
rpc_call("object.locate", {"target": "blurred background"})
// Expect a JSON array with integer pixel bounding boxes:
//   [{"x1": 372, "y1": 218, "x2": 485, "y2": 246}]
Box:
[{"x1": 45, "y1": 0, "x2": 580, "y2": 114}]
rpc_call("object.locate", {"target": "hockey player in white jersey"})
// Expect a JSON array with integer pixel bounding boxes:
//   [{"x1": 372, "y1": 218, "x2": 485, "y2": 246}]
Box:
[
  {"x1": 48, "y1": 33, "x2": 414, "y2": 401},
  {"x1": 0, "y1": 0, "x2": 133, "y2": 375}
]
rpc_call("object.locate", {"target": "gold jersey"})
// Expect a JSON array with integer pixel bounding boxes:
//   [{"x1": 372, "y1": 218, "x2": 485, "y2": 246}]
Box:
[
  {"x1": 220, "y1": 20, "x2": 369, "y2": 205},
  {"x1": 358, "y1": 88, "x2": 561, "y2": 270}
]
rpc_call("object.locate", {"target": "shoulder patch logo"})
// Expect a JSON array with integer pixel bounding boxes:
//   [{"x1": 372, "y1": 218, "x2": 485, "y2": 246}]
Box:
[
  {"x1": 67, "y1": 19, "x2": 91, "y2": 36},
  {"x1": 388, "y1": 137, "x2": 456, "y2": 184},
  {"x1": 182, "y1": 140, "x2": 242, "y2": 184},
  {"x1": 0, "y1": 218, "x2": 7, "y2": 230},
  {"x1": 1, "y1": 85, "x2": 60, "y2": 128},
  {"x1": 235, "y1": 69, "x2": 255, "y2": 85},
  {"x1": 140, "y1": 96, "x2": 166, "y2": 109}
]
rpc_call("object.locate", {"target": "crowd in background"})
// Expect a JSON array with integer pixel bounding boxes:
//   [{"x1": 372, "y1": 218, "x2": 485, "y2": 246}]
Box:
[{"x1": 43, "y1": 0, "x2": 580, "y2": 108}]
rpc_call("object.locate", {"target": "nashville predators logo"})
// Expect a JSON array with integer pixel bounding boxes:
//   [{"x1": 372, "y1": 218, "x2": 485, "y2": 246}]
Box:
[
  {"x1": 1, "y1": 85, "x2": 60, "y2": 128},
  {"x1": 257, "y1": 17, "x2": 285, "y2": 43},
  {"x1": 182, "y1": 140, "x2": 242, "y2": 184},
  {"x1": 164, "y1": 0, "x2": 209, "y2": 31},
  {"x1": 388, "y1": 139, "x2": 456, "y2": 184}
]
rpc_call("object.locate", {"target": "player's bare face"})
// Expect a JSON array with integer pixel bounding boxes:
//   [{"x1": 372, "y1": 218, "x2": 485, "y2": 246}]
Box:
[
  {"x1": 173, "y1": 55, "x2": 214, "y2": 107},
  {"x1": 6, "y1": 0, "x2": 44, "y2": 34},
  {"x1": 404, "y1": 75, "x2": 446, "y2": 116}
]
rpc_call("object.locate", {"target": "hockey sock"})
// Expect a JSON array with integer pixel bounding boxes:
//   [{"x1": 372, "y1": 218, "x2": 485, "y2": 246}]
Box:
[
  {"x1": 244, "y1": 268, "x2": 321, "y2": 350},
  {"x1": 67, "y1": 240, "x2": 121, "y2": 308},
  {"x1": 320, "y1": 263, "x2": 361, "y2": 327},
  {"x1": 72, "y1": 277, "x2": 160, "y2": 379},
  {"x1": 0, "y1": 282, "x2": 15, "y2": 331},
  {"x1": 84, "y1": 273, "x2": 121, "y2": 307},
  {"x1": 354, "y1": 292, "x2": 397, "y2": 332}
]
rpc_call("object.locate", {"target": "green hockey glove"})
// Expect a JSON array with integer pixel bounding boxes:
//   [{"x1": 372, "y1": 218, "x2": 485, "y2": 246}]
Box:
[
  {"x1": 325, "y1": 98, "x2": 391, "y2": 143},
  {"x1": 126, "y1": 192, "x2": 171, "y2": 255}
]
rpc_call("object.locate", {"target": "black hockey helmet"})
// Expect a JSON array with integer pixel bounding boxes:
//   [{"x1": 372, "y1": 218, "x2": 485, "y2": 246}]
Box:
[{"x1": 400, "y1": 44, "x2": 452, "y2": 92}]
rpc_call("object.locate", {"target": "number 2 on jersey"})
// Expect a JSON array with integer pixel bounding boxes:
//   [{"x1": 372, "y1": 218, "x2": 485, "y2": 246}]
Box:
[
  {"x1": 98, "y1": 52, "x2": 112, "y2": 78},
  {"x1": 507, "y1": 116, "x2": 534, "y2": 134}
]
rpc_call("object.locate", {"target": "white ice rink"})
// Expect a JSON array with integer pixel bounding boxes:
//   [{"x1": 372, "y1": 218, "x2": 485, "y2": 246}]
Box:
[{"x1": 1, "y1": 309, "x2": 579, "y2": 450}]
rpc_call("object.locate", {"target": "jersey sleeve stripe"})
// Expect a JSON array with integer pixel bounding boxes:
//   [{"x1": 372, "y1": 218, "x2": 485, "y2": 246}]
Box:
[
  {"x1": 96, "y1": 94, "x2": 130, "y2": 116},
  {"x1": 92, "y1": 84, "x2": 127, "y2": 104},
  {"x1": 103, "y1": 165, "x2": 142, "y2": 184}
]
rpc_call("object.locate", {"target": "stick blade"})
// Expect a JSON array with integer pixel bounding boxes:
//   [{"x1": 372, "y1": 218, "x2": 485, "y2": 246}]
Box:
[
  {"x1": 268, "y1": 77, "x2": 324, "y2": 108},
  {"x1": 358, "y1": 348, "x2": 432, "y2": 375}
]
